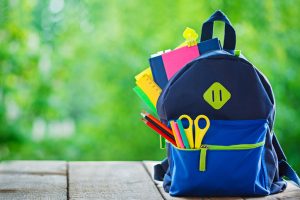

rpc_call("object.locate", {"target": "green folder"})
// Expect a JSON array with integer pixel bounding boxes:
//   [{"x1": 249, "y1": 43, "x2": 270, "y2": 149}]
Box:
[
  {"x1": 133, "y1": 86, "x2": 158, "y2": 117},
  {"x1": 134, "y1": 86, "x2": 164, "y2": 148}
]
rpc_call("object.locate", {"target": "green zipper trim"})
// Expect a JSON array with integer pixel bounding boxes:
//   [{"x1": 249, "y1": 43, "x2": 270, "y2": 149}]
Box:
[
  {"x1": 170, "y1": 141, "x2": 265, "y2": 151},
  {"x1": 199, "y1": 147, "x2": 207, "y2": 171},
  {"x1": 160, "y1": 136, "x2": 166, "y2": 149},
  {"x1": 199, "y1": 141, "x2": 265, "y2": 172},
  {"x1": 206, "y1": 141, "x2": 265, "y2": 150}
]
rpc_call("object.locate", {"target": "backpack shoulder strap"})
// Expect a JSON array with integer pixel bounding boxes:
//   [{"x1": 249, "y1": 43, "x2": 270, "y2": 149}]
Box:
[
  {"x1": 153, "y1": 158, "x2": 168, "y2": 181},
  {"x1": 273, "y1": 133, "x2": 300, "y2": 186}
]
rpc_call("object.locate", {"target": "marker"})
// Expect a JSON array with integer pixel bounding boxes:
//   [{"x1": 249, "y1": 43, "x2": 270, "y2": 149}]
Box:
[
  {"x1": 170, "y1": 121, "x2": 185, "y2": 148},
  {"x1": 142, "y1": 119, "x2": 177, "y2": 146},
  {"x1": 176, "y1": 119, "x2": 190, "y2": 149}
]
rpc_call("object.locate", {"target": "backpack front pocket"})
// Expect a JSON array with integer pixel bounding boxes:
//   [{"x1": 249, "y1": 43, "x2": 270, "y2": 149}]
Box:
[{"x1": 168, "y1": 120, "x2": 269, "y2": 197}]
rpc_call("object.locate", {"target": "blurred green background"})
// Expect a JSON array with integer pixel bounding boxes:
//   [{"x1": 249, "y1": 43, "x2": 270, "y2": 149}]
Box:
[{"x1": 0, "y1": 0, "x2": 299, "y2": 170}]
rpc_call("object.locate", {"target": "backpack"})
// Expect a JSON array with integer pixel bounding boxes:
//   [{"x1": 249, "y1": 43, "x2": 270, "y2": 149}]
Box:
[{"x1": 153, "y1": 10, "x2": 300, "y2": 197}]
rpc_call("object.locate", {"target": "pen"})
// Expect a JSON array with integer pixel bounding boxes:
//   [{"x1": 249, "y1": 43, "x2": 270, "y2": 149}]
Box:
[
  {"x1": 142, "y1": 119, "x2": 177, "y2": 146},
  {"x1": 141, "y1": 112, "x2": 173, "y2": 136}
]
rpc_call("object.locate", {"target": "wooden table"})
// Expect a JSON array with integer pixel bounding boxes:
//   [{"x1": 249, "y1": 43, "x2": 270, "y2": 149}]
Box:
[{"x1": 0, "y1": 161, "x2": 299, "y2": 199}]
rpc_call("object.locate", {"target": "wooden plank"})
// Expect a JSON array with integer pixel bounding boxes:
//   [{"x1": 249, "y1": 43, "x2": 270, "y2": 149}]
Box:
[
  {"x1": 68, "y1": 161, "x2": 163, "y2": 200},
  {"x1": 245, "y1": 182, "x2": 300, "y2": 200},
  {"x1": 143, "y1": 161, "x2": 300, "y2": 200},
  {"x1": 0, "y1": 161, "x2": 67, "y2": 200},
  {"x1": 143, "y1": 161, "x2": 213, "y2": 200}
]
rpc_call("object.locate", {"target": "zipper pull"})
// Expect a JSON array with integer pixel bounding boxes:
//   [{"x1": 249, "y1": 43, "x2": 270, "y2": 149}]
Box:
[{"x1": 199, "y1": 145, "x2": 208, "y2": 172}]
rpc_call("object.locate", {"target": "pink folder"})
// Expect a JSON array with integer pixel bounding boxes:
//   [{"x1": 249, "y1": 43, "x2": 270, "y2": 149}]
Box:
[
  {"x1": 149, "y1": 38, "x2": 221, "y2": 89},
  {"x1": 161, "y1": 45, "x2": 200, "y2": 79}
]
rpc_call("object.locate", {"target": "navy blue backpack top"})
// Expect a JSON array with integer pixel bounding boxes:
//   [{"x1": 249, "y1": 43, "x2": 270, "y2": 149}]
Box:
[{"x1": 153, "y1": 10, "x2": 300, "y2": 197}]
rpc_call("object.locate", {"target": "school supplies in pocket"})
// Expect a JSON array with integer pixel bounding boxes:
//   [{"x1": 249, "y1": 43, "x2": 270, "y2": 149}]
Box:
[
  {"x1": 170, "y1": 121, "x2": 185, "y2": 148},
  {"x1": 176, "y1": 119, "x2": 190, "y2": 149},
  {"x1": 177, "y1": 115, "x2": 210, "y2": 149},
  {"x1": 141, "y1": 112, "x2": 177, "y2": 146},
  {"x1": 169, "y1": 120, "x2": 267, "y2": 196},
  {"x1": 142, "y1": 118, "x2": 177, "y2": 146}
]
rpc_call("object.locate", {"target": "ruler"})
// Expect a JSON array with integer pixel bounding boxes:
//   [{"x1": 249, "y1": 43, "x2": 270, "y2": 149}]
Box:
[{"x1": 136, "y1": 74, "x2": 162, "y2": 107}]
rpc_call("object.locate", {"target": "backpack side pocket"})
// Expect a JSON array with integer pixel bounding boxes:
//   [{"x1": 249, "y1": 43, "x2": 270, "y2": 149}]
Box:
[{"x1": 168, "y1": 120, "x2": 269, "y2": 197}]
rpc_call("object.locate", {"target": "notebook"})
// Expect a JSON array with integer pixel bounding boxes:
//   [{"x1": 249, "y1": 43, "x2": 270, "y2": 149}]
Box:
[{"x1": 149, "y1": 38, "x2": 221, "y2": 89}]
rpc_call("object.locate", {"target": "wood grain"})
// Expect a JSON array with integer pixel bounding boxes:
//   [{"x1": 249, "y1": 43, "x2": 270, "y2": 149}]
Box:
[
  {"x1": 0, "y1": 161, "x2": 298, "y2": 200},
  {"x1": 68, "y1": 161, "x2": 163, "y2": 200},
  {"x1": 143, "y1": 161, "x2": 300, "y2": 200},
  {"x1": 0, "y1": 161, "x2": 67, "y2": 200}
]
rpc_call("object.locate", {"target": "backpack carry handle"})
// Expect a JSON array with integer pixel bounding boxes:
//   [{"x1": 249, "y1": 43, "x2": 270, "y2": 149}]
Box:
[{"x1": 200, "y1": 10, "x2": 236, "y2": 52}]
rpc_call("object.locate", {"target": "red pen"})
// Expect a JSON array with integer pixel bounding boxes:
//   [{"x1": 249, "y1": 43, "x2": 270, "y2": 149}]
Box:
[
  {"x1": 141, "y1": 114, "x2": 174, "y2": 140},
  {"x1": 142, "y1": 119, "x2": 177, "y2": 146},
  {"x1": 141, "y1": 112, "x2": 173, "y2": 136}
]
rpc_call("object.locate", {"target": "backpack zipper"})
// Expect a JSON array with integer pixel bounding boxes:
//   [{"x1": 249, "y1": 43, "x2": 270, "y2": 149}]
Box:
[{"x1": 199, "y1": 141, "x2": 265, "y2": 172}]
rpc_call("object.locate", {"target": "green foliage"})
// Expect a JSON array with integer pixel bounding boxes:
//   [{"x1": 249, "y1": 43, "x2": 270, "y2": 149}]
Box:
[{"x1": 0, "y1": 0, "x2": 299, "y2": 170}]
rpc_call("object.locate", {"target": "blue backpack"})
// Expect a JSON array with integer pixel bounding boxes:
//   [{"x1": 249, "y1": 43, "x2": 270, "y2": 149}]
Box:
[{"x1": 154, "y1": 10, "x2": 300, "y2": 197}]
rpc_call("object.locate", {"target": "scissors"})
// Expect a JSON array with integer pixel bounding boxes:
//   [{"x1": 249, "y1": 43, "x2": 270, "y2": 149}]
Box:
[{"x1": 179, "y1": 114, "x2": 210, "y2": 149}]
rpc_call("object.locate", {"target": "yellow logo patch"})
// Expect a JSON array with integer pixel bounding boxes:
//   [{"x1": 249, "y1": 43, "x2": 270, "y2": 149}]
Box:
[{"x1": 203, "y1": 82, "x2": 231, "y2": 110}]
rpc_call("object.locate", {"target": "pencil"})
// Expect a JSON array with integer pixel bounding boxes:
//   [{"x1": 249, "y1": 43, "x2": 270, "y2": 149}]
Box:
[
  {"x1": 142, "y1": 114, "x2": 175, "y2": 140},
  {"x1": 141, "y1": 112, "x2": 173, "y2": 135},
  {"x1": 142, "y1": 119, "x2": 177, "y2": 146}
]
